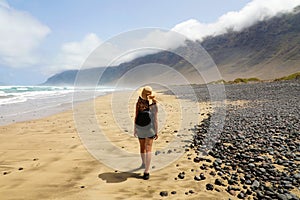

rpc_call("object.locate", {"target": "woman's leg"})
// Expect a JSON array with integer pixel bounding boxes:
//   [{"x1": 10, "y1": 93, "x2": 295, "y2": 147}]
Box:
[
  {"x1": 138, "y1": 138, "x2": 146, "y2": 166},
  {"x1": 144, "y1": 137, "x2": 154, "y2": 173}
]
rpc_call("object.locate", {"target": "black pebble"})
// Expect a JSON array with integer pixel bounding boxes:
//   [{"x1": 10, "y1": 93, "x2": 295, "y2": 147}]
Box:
[
  {"x1": 215, "y1": 178, "x2": 224, "y2": 186},
  {"x1": 237, "y1": 192, "x2": 244, "y2": 199},
  {"x1": 191, "y1": 81, "x2": 300, "y2": 199},
  {"x1": 159, "y1": 191, "x2": 168, "y2": 197},
  {"x1": 200, "y1": 173, "x2": 206, "y2": 180},
  {"x1": 206, "y1": 184, "x2": 214, "y2": 190},
  {"x1": 178, "y1": 172, "x2": 185, "y2": 179},
  {"x1": 210, "y1": 171, "x2": 216, "y2": 176},
  {"x1": 189, "y1": 190, "x2": 194, "y2": 194}
]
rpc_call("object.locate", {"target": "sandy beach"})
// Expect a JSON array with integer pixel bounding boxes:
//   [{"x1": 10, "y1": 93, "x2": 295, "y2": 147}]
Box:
[
  {"x1": 0, "y1": 89, "x2": 236, "y2": 200},
  {"x1": 1, "y1": 82, "x2": 299, "y2": 200}
]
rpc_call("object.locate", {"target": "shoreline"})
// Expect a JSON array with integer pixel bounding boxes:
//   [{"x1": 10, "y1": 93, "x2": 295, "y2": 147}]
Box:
[{"x1": 0, "y1": 89, "x2": 115, "y2": 126}]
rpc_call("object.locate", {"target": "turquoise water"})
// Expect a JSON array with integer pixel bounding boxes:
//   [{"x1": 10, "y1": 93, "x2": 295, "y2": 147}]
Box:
[
  {"x1": 0, "y1": 85, "x2": 116, "y2": 125},
  {"x1": 0, "y1": 86, "x2": 117, "y2": 105},
  {"x1": 0, "y1": 86, "x2": 70, "y2": 93},
  {"x1": 0, "y1": 86, "x2": 74, "y2": 105}
]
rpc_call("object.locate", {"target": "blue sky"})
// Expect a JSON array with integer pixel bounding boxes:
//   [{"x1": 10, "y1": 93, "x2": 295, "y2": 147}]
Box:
[
  {"x1": 1, "y1": 0, "x2": 299, "y2": 85},
  {"x1": 8, "y1": 0, "x2": 250, "y2": 39}
]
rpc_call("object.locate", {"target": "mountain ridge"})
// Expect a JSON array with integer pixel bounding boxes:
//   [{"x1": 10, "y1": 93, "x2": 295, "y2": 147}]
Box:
[
  {"x1": 200, "y1": 8, "x2": 300, "y2": 80},
  {"x1": 42, "y1": 8, "x2": 300, "y2": 86}
]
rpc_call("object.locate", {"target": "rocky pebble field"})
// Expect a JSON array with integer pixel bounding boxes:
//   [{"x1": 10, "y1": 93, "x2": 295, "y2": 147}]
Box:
[{"x1": 164, "y1": 80, "x2": 300, "y2": 199}]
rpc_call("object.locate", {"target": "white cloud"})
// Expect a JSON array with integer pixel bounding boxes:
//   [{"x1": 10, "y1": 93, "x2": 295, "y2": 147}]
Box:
[
  {"x1": 60, "y1": 33, "x2": 102, "y2": 69},
  {"x1": 134, "y1": 29, "x2": 185, "y2": 50},
  {"x1": 46, "y1": 33, "x2": 103, "y2": 73},
  {"x1": 0, "y1": 0, "x2": 50, "y2": 67},
  {"x1": 110, "y1": 29, "x2": 186, "y2": 65},
  {"x1": 172, "y1": 0, "x2": 300, "y2": 41},
  {"x1": 47, "y1": 29, "x2": 187, "y2": 74}
]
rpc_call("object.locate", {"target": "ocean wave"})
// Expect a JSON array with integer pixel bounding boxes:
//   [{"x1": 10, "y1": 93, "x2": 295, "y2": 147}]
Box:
[
  {"x1": 0, "y1": 85, "x2": 117, "y2": 106},
  {"x1": 0, "y1": 95, "x2": 27, "y2": 104},
  {"x1": 0, "y1": 86, "x2": 74, "y2": 105}
]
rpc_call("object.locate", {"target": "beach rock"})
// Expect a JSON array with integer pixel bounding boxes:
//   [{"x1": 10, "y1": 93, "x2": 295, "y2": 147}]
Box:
[
  {"x1": 209, "y1": 171, "x2": 216, "y2": 176},
  {"x1": 194, "y1": 175, "x2": 201, "y2": 181},
  {"x1": 255, "y1": 156, "x2": 265, "y2": 162},
  {"x1": 246, "y1": 189, "x2": 252, "y2": 195},
  {"x1": 248, "y1": 163, "x2": 255, "y2": 168},
  {"x1": 228, "y1": 190, "x2": 236, "y2": 196},
  {"x1": 200, "y1": 173, "x2": 206, "y2": 180},
  {"x1": 206, "y1": 184, "x2": 214, "y2": 190},
  {"x1": 237, "y1": 192, "x2": 245, "y2": 199},
  {"x1": 294, "y1": 173, "x2": 300, "y2": 179},
  {"x1": 245, "y1": 180, "x2": 252, "y2": 185},
  {"x1": 178, "y1": 172, "x2": 185, "y2": 179},
  {"x1": 228, "y1": 179, "x2": 236, "y2": 185},
  {"x1": 215, "y1": 178, "x2": 224, "y2": 186},
  {"x1": 277, "y1": 193, "x2": 288, "y2": 200},
  {"x1": 189, "y1": 190, "x2": 194, "y2": 194},
  {"x1": 215, "y1": 158, "x2": 223, "y2": 165},
  {"x1": 251, "y1": 180, "x2": 260, "y2": 189},
  {"x1": 159, "y1": 191, "x2": 168, "y2": 197},
  {"x1": 200, "y1": 164, "x2": 207, "y2": 170},
  {"x1": 240, "y1": 177, "x2": 246, "y2": 184},
  {"x1": 283, "y1": 184, "x2": 294, "y2": 190},
  {"x1": 256, "y1": 191, "x2": 264, "y2": 198},
  {"x1": 190, "y1": 81, "x2": 300, "y2": 199},
  {"x1": 259, "y1": 168, "x2": 266, "y2": 173},
  {"x1": 217, "y1": 172, "x2": 223, "y2": 176},
  {"x1": 193, "y1": 157, "x2": 201, "y2": 163}
]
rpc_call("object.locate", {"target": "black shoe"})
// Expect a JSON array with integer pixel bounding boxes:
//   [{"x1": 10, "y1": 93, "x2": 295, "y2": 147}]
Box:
[{"x1": 143, "y1": 172, "x2": 150, "y2": 180}]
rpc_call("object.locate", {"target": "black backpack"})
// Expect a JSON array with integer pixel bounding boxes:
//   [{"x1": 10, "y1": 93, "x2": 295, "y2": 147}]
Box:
[{"x1": 135, "y1": 110, "x2": 151, "y2": 127}]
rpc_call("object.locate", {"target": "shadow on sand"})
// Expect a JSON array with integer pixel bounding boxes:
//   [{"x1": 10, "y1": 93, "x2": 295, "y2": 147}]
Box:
[{"x1": 98, "y1": 171, "x2": 142, "y2": 183}]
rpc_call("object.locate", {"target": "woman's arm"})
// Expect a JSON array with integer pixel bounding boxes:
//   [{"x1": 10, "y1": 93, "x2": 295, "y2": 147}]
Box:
[
  {"x1": 151, "y1": 103, "x2": 158, "y2": 140},
  {"x1": 134, "y1": 103, "x2": 138, "y2": 137}
]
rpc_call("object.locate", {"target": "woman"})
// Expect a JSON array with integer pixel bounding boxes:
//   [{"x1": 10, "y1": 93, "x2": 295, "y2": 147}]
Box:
[{"x1": 134, "y1": 86, "x2": 158, "y2": 180}]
